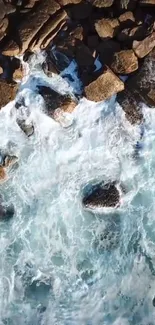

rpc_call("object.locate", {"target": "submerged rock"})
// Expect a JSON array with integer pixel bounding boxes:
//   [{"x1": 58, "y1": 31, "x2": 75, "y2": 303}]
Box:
[
  {"x1": 0, "y1": 203, "x2": 15, "y2": 221},
  {"x1": 16, "y1": 119, "x2": 34, "y2": 137},
  {"x1": 82, "y1": 182, "x2": 120, "y2": 209}
]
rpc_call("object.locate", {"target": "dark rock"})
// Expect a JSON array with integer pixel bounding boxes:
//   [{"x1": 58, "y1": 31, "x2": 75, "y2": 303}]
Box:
[
  {"x1": 152, "y1": 296, "x2": 155, "y2": 307},
  {"x1": 117, "y1": 88, "x2": 143, "y2": 124},
  {"x1": 0, "y1": 203, "x2": 15, "y2": 221},
  {"x1": 133, "y1": 32, "x2": 155, "y2": 58},
  {"x1": 117, "y1": 23, "x2": 153, "y2": 44},
  {"x1": 98, "y1": 39, "x2": 121, "y2": 65},
  {"x1": 68, "y1": 1, "x2": 92, "y2": 20},
  {"x1": 118, "y1": 11, "x2": 135, "y2": 28},
  {"x1": 84, "y1": 66, "x2": 124, "y2": 102},
  {"x1": 95, "y1": 18, "x2": 120, "y2": 39},
  {"x1": 37, "y1": 85, "x2": 78, "y2": 115},
  {"x1": 110, "y1": 49, "x2": 138, "y2": 74},
  {"x1": 82, "y1": 182, "x2": 120, "y2": 209},
  {"x1": 16, "y1": 119, "x2": 34, "y2": 137},
  {"x1": 87, "y1": 35, "x2": 99, "y2": 49}
]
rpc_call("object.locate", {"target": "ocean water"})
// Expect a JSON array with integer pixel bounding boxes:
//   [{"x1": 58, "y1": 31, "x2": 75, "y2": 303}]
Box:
[{"x1": 0, "y1": 52, "x2": 155, "y2": 325}]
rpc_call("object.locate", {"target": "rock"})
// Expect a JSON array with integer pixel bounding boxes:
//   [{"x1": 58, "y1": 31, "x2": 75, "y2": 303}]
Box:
[
  {"x1": 84, "y1": 66, "x2": 124, "y2": 102},
  {"x1": 117, "y1": 88, "x2": 143, "y2": 124},
  {"x1": 37, "y1": 85, "x2": 78, "y2": 116},
  {"x1": 92, "y1": 0, "x2": 114, "y2": 7},
  {"x1": 2, "y1": 0, "x2": 60, "y2": 56},
  {"x1": 0, "y1": 17, "x2": 9, "y2": 41},
  {"x1": 95, "y1": 18, "x2": 120, "y2": 39},
  {"x1": 82, "y1": 182, "x2": 120, "y2": 209},
  {"x1": 58, "y1": 0, "x2": 82, "y2": 4},
  {"x1": 69, "y1": 25, "x2": 84, "y2": 41},
  {"x1": 75, "y1": 39, "x2": 95, "y2": 67},
  {"x1": 98, "y1": 39, "x2": 121, "y2": 65},
  {"x1": 117, "y1": 23, "x2": 153, "y2": 44},
  {"x1": 116, "y1": 0, "x2": 137, "y2": 10},
  {"x1": 0, "y1": 167, "x2": 7, "y2": 181},
  {"x1": 139, "y1": 0, "x2": 155, "y2": 5},
  {"x1": 133, "y1": 32, "x2": 155, "y2": 58},
  {"x1": 0, "y1": 152, "x2": 18, "y2": 168},
  {"x1": 153, "y1": 296, "x2": 155, "y2": 307},
  {"x1": 30, "y1": 10, "x2": 68, "y2": 50},
  {"x1": 118, "y1": 11, "x2": 135, "y2": 28},
  {"x1": 16, "y1": 119, "x2": 34, "y2": 137},
  {"x1": 0, "y1": 203, "x2": 15, "y2": 220},
  {"x1": 68, "y1": 1, "x2": 92, "y2": 20},
  {"x1": 0, "y1": 80, "x2": 18, "y2": 108},
  {"x1": 110, "y1": 50, "x2": 138, "y2": 74},
  {"x1": 87, "y1": 35, "x2": 99, "y2": 49}
]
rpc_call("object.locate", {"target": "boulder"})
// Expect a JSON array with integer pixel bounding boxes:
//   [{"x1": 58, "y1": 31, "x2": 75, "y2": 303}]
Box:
[
  {"x1": 133, "y1": 32, "x2": 155, "y2": 58},
  {"x1": 117, "y1": 23, "x2": 153, "y2": 44},
  {"x1": 117, "y1": 88, "x2": 143, "y2": 124},
  {"x1": 95, "y1": 18, "x2": 120, "y2": 39},
  {"x1": 0, "y1": 17, "x2": 9, "y2": 41},
  {"x1": 0, "y1": 167, "x2": 6, "y2": 181},
  {"x1": 0, "y1": 203, "x2": 15, "y2": 220},
  {"x1": 37, "y1": 85, "x2": 78, "y2": 115},
  {"x1": 110, "y1": 50, "x2": 138, "y2": 74},
  {"x1": 68, "y1": 1, "x2": 92, "y2": 20},
  {"x1": 82, "y1": 182, "x2": 120, "y2": 209},
  {"x1": 16, "y1": 119, "x2": 34, "y2": 137},
  {"x1": 2, "y1": 0, "x2": 60, "y2": 56},
  {"x1": 84, "y1": 66, "x2": 124, "y2": 102},
  {"x1": 0, "y1": 80, "x2": 18, "y2": 108},
  {"x1": 57, "y1": 0, "x2": 82, "y2": 4},
  {"x1": 92, "y1": 0, "x2": 114, "y2": 7},
  {"x1": 118, "y1": 11, "x2": 135, "y2": 28}
]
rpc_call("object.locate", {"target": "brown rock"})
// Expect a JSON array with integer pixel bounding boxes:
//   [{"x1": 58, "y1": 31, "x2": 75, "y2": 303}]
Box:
[
  {"x1": 68, "y1": 1, "x2": 92, "y2": 20},
  {"x1": 92, "y1": 0, "x2": 114, "y2": 7},
  {"x1": 0, "y1": 80, "x2": 18, "y2": 108},
  {"x1": 118, "y1": 11, "x2": 135, "y2": 28},
  {"x1": 0, "y1": 17, "x2": 9, "y2": 41},
  {"x1": 69, "y1": 26, "x2": 84, "y2": 41},
  {"x1": 30, "y1": 10, "x2": 68, "y2": 50},
  {"x1": 95, "y1": 18, "x2": 120, "y2": 39},
  {"x1": 139, "y1": 0, "x2": 155, "y2": 5},
  {"x1": 13, "y1": 64, "x2": 23, "y2": 81},
  {"x1": 110, "y1": 50, "x2": 138, "y2": 74},
  {"x1": 133, "y1": 32, "x2": 155, "y2": 58},
  {"x1": 58, "y1": 0, "x2": 81, "y2": 4},
  {"x1": 98, "y1": 40, "x2": 121, "y2": 66},
  {"x1": 0, "y1": 167, "x2": 7, "y2": 182},
  {"x1": 84, "y1": 66, "x2": 124, "y2": 102},
  {"x1": 2, "y1": 0, "x2": 60, "y2": 56},
  {"x1": 117, "y1": 88, "x2": 143, "y2": 124}
]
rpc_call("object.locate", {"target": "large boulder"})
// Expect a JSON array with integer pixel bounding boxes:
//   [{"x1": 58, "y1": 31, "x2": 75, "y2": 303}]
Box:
[
  {"x1": 82, "y1": 182, "x2": 120, "y2": 209},
  {"x1": 84, "y1": 66, "x2": 124, "y2": 102},
  {"x1": 95, "y1": 18, "x2": 120, "y2": 39},
  {"x1": 117, "y1": 88, "x2": 144, "y2": 124},
  {"x1": 92, "y1": 0, "x2": 114, "y2": 7},
  {"x1": 133, "y1": 32, "x2": 155, "y2": 58}
]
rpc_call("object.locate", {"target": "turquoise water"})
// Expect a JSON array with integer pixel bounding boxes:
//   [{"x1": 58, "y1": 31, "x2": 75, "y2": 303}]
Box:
[{"x1": 0, "y1": 54, "x2": 155, "y2": 325}]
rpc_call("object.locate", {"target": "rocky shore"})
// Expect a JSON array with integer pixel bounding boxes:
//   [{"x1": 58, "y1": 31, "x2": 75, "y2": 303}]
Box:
[{"x1": 0, "y1": 0, "x2": 155, "y2": 214}]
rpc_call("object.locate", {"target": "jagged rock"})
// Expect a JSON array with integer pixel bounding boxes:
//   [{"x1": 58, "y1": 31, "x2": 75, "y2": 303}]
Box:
[
  {"x1": 16, "y1": 119, "x2": 34, "y2": 137},
  {"x1": 110, "y1": 50, "x2": 138, "y2": 74},
  {"x1": 0, "y1": 80, "x2": 18, "y2": 108},
  {"x1": 139, "y1": 0, "x2": 155, "y2": 5},
  {"x1": 92, "y1": 0, "x2": 114, "y2": 7},
  {"x1": 37, "y1": 85, "x2": 78, "y2": 116},
  {"x1": 30, "y1": 10, "x2": 68, "y2": 50},
  {"x1": 98, "y1": 39, "x2": 121, "y2": 65},
  {"x1": 84, "y1": 67, "x2": 124, "y2": 102},
  {"x1": 2, "y1": 0, "x2": 60, "y2": 56},
  {"x1": 68, "y1": 1, "x2": 92, "y2": 20},
  {"x1": 95, "y1": 18, "x2": 120, "y2": 39},
  {"x1": 117, "y1": 23, "x2": 153, "y2": 43},
  {"x1": 82, "y1": 182, "x2": 120, "y2": 209},
  {"x1": 117, "y1": 88, "x2": 143, "y2": 124},
  {"x1": 118, "y1": 11, "x2": 135, "y2": 28},
  {"x1": 0, "y1": 152, "x2": 18, "y2": 168},
  {"x1": 133, "y1": 32, "x2": 155, "y2": 58}
]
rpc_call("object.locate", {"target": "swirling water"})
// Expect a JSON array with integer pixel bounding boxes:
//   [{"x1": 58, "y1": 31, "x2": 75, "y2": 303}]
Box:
[{"x1": 0, "y1": 53, "x2": 155, "y2": 325}]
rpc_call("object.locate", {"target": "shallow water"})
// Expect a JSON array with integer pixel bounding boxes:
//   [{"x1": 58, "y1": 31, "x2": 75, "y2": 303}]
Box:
[{"x1": 0, "y1": 53, "x2": 155, "y2": 325}]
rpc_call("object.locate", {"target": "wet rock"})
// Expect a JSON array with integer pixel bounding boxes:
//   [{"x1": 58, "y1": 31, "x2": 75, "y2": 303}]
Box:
[
  {"x1": 110, "y1": 50, "x2": 138, "y2": 74},
  {"x1": 0, "y1": 152, "x2": 18, "y2": 168},
  {"x1": 0, "y1": 167, "x2": 6, "y2": 181},
  {"x1": 0, "y1": 80, "x2": 18, "y2": 108},
  {"x1": 117, "y1": 88, "x2": 143, "y2": 124},
  {"x1": 2, "y1": 0, "x2": 60, "y2": 56},
  {"x1": 98, "y1": 39, "x2": 121, "y2": 65},
  {"x1": 84, "y1": 66, "x2": 124, "y2": 102},
  {"x1": 0, "y1": 203, "x2": 15, "y2": 221},
  {"x1": 68, "y1": 1, "x2": 92, "y2": 20},
  {"x1": 152, "y1": 296, "x2": 155, "y2": 307},
  {"x1": 82, "y1": 182, "x2": 120, "y2": 209},
  {"x1": 95, "y1": 18, "x2": 120, "y2": 39},
  {"x1": 16, "y1": 119, "x2": 34, "y2": 137},
  {"x1": 37, "y1": 85, "x2": 78, "y2": 115},
  {"x1": 92, "y1": 0, "x2": 114, "y2": 7},
  {"x1": 133, "y1": 32, "x2": 155, "y2": 58}
]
